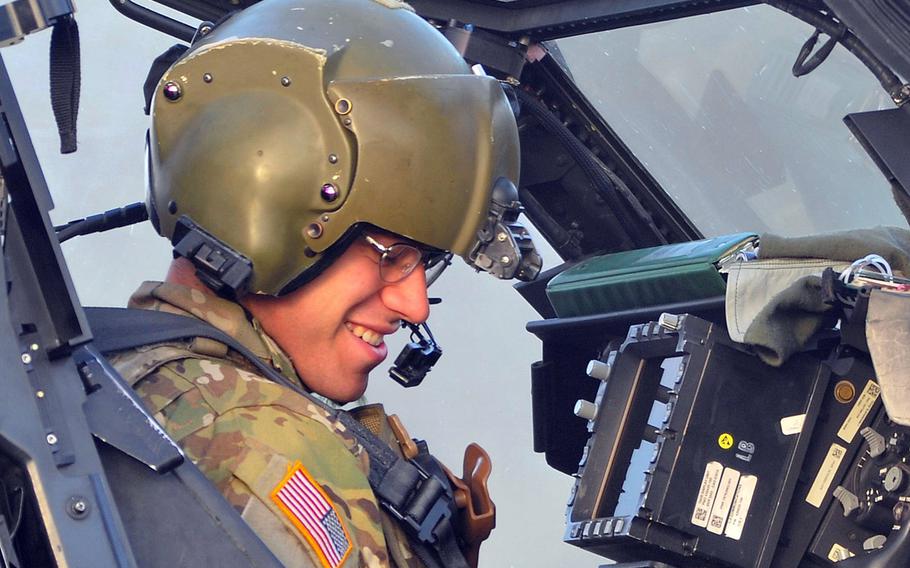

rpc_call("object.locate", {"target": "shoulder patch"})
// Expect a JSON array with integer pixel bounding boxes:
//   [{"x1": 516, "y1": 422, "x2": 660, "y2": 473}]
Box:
[{"x1": 271, "y1": 462, "x2": 353, "y2": 568}]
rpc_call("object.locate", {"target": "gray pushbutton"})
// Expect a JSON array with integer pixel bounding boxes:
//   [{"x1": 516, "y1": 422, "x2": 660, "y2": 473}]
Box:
[
  {"x1": 574, "y1": 400, "x2": 598, "y2": 421},
  {"x1": 833, "y1": 486, "x2": 860, "y2": 517},
  {"x1": 586, "y1": 360, "x2": 611, "y2": 381},
  {"x1": 658, "y1": 313, "x2": 682, "y2": 331}
]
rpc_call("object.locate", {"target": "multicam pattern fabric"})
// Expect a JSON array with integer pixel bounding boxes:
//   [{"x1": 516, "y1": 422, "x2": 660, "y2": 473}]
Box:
[{"x1": 109, "y1": 282, "x2": 411, "y2": 568}]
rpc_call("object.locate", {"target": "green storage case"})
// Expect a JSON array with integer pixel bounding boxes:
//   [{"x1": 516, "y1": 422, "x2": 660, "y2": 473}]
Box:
[{"x1": 546, "y1": 232, "x2": 757, "y2": 318}]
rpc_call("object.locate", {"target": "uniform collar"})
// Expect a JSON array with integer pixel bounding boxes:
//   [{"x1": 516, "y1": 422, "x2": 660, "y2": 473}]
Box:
[{"x1": 128, "y1": 281, "x2": 304, "y2": 389}]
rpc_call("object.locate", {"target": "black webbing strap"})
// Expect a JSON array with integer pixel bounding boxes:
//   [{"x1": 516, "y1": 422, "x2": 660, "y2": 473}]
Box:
[
  {"x1": 49, "y1": 15, "x2": 80, "y2": 154},
  {"x1": 86, "y1": 307, "x2": 469, "y2": 568}
]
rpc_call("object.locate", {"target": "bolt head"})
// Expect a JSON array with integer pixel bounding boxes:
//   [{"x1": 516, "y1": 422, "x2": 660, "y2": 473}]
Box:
[
  {"x1": 328, "y1": 154, "x2": 338, "y2": 164},
  {"x1": 46, "y1": 433, "x2": 58, "y2": 445},
  {"x1": 320, "y1": 184, "x2": 339, "y2": 202},
  {"x1": 67, "y1": 496, "x2": 90, "y2": 519},
  {"x1": 306, "y1": 223, "x2": 324, "y2": 239},
  {"x1": 500, "y1": 255, "x2": 512, "y2": 265},
  {"x1": 21, "y1": 353, "x2": 31, "y2": 364},
  {"x1": 496, "y1": 232, "x2": 508, "y2": 242},
  {"x1": 280, "y1": 76, "x2": 292, "y2": 87},
  {"x1": 162, "y1": 81, "x2": 182, "y2": 101},
  {"x1": 203, "y1": 73, "x2": 213, "y2": 83},
  {"x1": 334, "y1": 98, "x2": 352, "y2": 115}
]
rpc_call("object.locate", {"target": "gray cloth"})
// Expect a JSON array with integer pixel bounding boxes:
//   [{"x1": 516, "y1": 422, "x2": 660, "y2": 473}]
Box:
[
  {"x1": 725, "y1": 258, "x2": 846, "y2": 365},
  {"x1": 727, "y1": 226, "x2": 910, "y2": 366},
  {"x1": 867, "y1": 289, "x2": 910, "y2": 426},
  {"x1": 760, "y1": 226, "x2": 910, "y2": 274}
]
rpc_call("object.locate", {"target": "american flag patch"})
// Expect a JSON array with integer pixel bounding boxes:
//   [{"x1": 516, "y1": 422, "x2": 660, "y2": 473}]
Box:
[{"x1": 271, "y1": 462, "x2": 352, "y2": 568}]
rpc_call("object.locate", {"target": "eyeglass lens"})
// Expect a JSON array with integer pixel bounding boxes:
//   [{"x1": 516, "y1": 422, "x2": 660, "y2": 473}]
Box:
[
  {"x1": 378, "y1": 246, "x2": 451, "y2": 287},
  {"x1": 379, "y1": 244, "x2": 422, "y2": 283}
]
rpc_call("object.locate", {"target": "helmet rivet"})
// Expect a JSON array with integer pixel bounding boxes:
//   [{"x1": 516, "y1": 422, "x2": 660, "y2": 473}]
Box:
[
  {"x1": 321, "y1": 214, "x2": 330, "y2": 222},
  {"x1": 162, "y1": 81, "x2": 182, "y2": 101},
  {"x1": 167, "y1": 200, "x2": 178, "y2": 214},
  {"x1": 343, "y1": 118, "x2": 352, "y2": 126},
  {"x1": 306, "y1": 223, "x2": 324, "y2": 239},
  {"x1": 203, "y1": 73, "x2": 213, "y2": 83},
  {"x1": 501, "y1": 256, "x2": 512, "y2": 265},
  {"x1": 334, "y1": 98, "x2": 352, "y2": 115},
  {"x1": 320, "y1": 184, "x2": 339, "y2": 202},
  {"x1": 328, "y1": 154, "x2": 338, "y2": 164},
  {"x1": 280, "y1": 76, "x2": 291, "y2": 87}
]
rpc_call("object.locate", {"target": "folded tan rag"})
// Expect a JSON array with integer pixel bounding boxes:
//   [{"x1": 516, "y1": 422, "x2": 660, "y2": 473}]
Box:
[{"x1": 867, "y1": 289, "x2": 910, "y2": 427}]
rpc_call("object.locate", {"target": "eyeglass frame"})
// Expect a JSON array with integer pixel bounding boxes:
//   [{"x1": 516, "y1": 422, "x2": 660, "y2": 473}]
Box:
[{"x1": 362, "y1": 234, "x2": 452, "y2": 286}]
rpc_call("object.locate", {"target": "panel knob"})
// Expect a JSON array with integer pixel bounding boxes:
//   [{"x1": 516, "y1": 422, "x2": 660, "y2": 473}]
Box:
[{"x1": 574, "y1": 399, "x2": 598, "y2": 421}]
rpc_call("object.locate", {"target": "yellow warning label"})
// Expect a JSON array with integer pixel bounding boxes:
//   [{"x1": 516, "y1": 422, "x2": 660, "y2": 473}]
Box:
[{"x1": 718, "y1": 433, "x2": 735, "y2": 450}]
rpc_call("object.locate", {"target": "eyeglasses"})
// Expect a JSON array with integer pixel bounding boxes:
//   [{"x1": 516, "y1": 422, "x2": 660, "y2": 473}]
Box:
[{"x1": 362, "y1": 234, "x2": 452, "y2": 287}]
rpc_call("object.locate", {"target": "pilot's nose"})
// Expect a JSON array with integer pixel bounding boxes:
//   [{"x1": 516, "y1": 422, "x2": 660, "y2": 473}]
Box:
[{"x1": 381, "y1": 265, "x2": 430, "y2": 324}]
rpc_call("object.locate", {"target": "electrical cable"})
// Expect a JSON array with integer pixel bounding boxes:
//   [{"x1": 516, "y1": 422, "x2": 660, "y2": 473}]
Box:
[
  {"x1": 766, "y1": 0, "x2": 907, "y2": 105},
  {"x1": 517, "y1": 187, "x2": 583, "y2": 260},
  {"x1": 839, "y1": 254, "x2": 893, "y2": 285},
  {"x1": 55, "y1": 202, "x2": 149, "y2": 243}
]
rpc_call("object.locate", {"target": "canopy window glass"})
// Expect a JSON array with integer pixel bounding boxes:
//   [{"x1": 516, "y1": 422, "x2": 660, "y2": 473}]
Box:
[{"x1": 554, "y1": 4, "x2": 905, "y2": 238}]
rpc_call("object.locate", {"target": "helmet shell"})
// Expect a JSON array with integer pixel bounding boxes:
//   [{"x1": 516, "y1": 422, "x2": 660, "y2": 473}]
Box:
[{"x1": 149, "y1": 0, "x2": 520, "y2": 295}]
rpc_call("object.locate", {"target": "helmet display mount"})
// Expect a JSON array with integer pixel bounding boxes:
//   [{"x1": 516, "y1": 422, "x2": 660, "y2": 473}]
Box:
[{"x1": 468, "y1": 177, "x2": 542, "y2": 281}]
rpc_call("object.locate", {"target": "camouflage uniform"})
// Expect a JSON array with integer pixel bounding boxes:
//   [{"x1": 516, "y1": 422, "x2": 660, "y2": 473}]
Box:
[{"x1": 109, "y1": 281, "x2": 427, "y2": 568}]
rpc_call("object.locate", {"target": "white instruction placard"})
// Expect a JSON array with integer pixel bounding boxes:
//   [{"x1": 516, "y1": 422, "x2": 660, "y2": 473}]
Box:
[
  {"x1": 837, "y1": 380, "x2": 880, "y2": 443},
  {"x1": 724, "y1": 475, "x2": 758, "y2": 541},
  {"x1": 707, "y1": 467, "x2": 741, "y2": 535},
  {"x1": 806, "y1": 443, "x2": 847, "y2": 508},
  {"x1": 691, "y1": 461, "x2": 723, "y2": 528}
]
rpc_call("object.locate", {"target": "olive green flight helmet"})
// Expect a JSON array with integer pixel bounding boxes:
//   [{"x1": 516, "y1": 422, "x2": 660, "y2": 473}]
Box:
[{"x1": 147, "y1": 0, "x2": 541, "y2": 296}]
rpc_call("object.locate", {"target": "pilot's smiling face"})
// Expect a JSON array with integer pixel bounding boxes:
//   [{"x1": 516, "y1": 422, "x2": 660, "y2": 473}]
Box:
[{"x1": 242, "y1": 232, "x2": 430, "y2": 403}]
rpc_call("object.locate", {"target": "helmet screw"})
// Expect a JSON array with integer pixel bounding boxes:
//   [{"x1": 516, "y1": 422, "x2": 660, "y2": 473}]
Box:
[
  {"x1": 500, "y1": 256, "x2": 512, "y2": 265},
  {"x1": 343, "y1": 118, "x2": 352, "y2": 126},
  {"x1": 306, "y1": 223, "x2": 324, "y2": 239},
  {"x1": 162, "y1": 81, "x2": 182, "y2": 102},
  {"x1": 320, "y1": 184, "x2": 339, "y2": 202},
  {"x1": 167, "y1": 200, "x2": 178, "y2": 214},
  {"x1": 496, "y1": 232, "x2": 508, "y2": 242},
  {"x1": 328, "y1": 154, "x2": 338, "y2": 164},
  {"x1": 203, "y1": 73, "x2": 213, "y2": 83},
  {"x1": 334, "y1": 98, "x2": 352, "y2": 115},
  {"x1": 321, "y1": 215, "x2": 330, "y2": 222},
  {"x1": 280, "y1": 76, "x2": 292, "y2": 87}
]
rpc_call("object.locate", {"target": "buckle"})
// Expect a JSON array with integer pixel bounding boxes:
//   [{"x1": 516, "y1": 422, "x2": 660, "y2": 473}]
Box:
[{"x1": 384, "y1": 462, "x2": 453, "y2": 544}]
